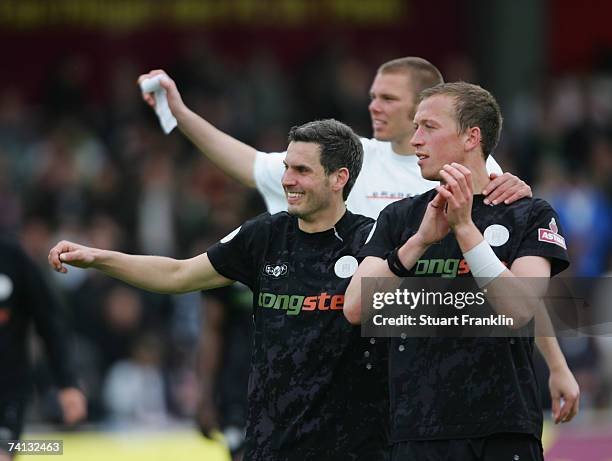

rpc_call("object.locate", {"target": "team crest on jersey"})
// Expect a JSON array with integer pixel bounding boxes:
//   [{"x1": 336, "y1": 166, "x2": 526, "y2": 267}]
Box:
[
  {"x1": 263, "y1": 263, "x2": 289, "y2": 279},
  {"x1": 484, "y1": 224, "x2": 510, "y2": 247},
  {"x1": 334, "y1": 255, "x2": 358, "y2": 278},
  {"x1": 538, "y1": 218, "x2": 566, "y2": 249}
]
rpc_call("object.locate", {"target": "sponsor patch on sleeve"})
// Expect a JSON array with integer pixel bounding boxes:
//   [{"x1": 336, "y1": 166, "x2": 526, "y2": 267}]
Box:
[{"x1": 537, "y1": 218, "x2": 567, "y2": 249}]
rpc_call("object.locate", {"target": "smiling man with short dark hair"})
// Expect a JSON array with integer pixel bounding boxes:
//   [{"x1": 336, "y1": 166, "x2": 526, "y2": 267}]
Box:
[{"x1": 49, "y1": 119, "x2": 389, "y2": 461}]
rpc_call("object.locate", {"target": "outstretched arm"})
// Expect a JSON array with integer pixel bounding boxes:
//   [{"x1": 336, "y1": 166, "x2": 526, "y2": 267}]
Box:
[
  {"x1": 49, "y1": 240, "x2": 233, "y2": 294},
  {"x1": 138, "y1": 70, "x2": 259, "y2": 187}
]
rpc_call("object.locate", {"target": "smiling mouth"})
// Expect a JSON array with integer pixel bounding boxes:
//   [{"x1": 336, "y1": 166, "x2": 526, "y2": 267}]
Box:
[{"x1": 286, "y1": 191, "x2": 304, "y2": 201}]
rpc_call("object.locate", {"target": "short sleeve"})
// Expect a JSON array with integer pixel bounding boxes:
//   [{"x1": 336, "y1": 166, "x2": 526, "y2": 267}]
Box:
[
  {"x1": 207, "y1": 215, "x2": 268, "y2": 288},
  {"x1": 514, "y1": 199, "x2": 570, "y2": 276},
  {"x1": 253, "y1": 151, "x2": 288, "y2": 214}
]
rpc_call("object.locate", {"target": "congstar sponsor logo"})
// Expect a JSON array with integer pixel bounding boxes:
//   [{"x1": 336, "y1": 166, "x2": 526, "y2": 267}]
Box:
[
  {"x1": 257, "y1": 292, "x2": 344, "y2": 316},
  {"x1": 414, "y1": 258, "x2": 507, "y2": 278},
  {"x1": 415, "y1": 258, "x2": 471, "y2": 278}
]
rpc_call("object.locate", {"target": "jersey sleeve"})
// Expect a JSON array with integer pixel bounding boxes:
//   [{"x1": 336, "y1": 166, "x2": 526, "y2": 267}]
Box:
[
  {"x1": 514, "y1": 199, "x2": 570, "y2": 276},
  {"x1": 485, "y1": 155, "x2": 504, "y2": 175},
  {"x1": 253, "y1": 151, "x2": 288, "y2": 214},
  {"x1": 358, "y1": 202, "x2": 407, "y2": 260},
  {"x1": 207, "y1": 214, "x2": 268, "y2": 289}
]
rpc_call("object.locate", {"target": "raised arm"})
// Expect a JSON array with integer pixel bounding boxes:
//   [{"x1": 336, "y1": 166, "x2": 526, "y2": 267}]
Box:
[
  {"x1": 345, "y1": 193, "x2": 449, "y2": 324},
  {"x1": 49, "y1": 240, "x2": 232, "y2": 294},
  {"x1": 138, "y1": 70, "x2": 258, "y2": 187}
]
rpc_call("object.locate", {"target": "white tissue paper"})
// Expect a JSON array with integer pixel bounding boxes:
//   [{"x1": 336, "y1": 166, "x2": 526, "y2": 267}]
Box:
[{"x1": 140, "y1": 75, "x2": 177, "y2": 134}]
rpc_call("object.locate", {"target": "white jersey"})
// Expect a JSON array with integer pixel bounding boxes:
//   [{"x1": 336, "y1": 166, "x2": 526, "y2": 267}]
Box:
[{"x1": 253, "y1": 137, "x2": 503, "y2": 219}]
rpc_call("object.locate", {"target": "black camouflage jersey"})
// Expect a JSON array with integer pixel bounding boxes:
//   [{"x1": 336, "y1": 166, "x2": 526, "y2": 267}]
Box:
[
  {"x1": 207, "y1": 211, "x2": 389, "y2": 461},
  {"x1": 360, "y1": 191, "x2": 570, "y2": 443}
]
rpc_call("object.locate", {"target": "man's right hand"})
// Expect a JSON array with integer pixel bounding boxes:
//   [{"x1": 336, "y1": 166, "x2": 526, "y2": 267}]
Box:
[
  {"x1": 48, "y1": 241, "x2": 98, "y2": 273},
  {"x1": 415, "y1": 191, "x2": 449, "y2": 246},
  {"x1": 137, "y1": 70, "x2": 188, "y2": 119},
  {"x1": 136, "y1": 69, "x2": 259, "y2": 188}
]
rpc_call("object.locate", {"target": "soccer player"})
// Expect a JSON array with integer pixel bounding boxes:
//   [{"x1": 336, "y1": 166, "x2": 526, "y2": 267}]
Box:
[
  {"x1": 139, "y1": 56, "x2": 578, "y2": 423},
  {"x1": 48, "y1": 119, "x2": 388, "y2": 461},
  {"x1": 345, "y1": 82, "x2": 570, "y2": 460},
  {"x1": 0, "y1": 238, "x2": 86, "y2": 461}
]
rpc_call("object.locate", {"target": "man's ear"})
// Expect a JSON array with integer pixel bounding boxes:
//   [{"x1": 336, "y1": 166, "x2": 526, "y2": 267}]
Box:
[
  {"x1": 331, "y1": 167, "x2": 350, "y2": 193},
  {"x1": 464, "y1": 126, "x2": 482, "y2": 153}
]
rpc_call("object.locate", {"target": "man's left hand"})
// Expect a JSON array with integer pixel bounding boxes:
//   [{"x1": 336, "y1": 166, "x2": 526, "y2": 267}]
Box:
[
  {"x1": 549, "y1": 366, "x2": 580, "y2": 424},
  {"x1": 483, "y1": 172, "x2": 532, "y2": 205}
]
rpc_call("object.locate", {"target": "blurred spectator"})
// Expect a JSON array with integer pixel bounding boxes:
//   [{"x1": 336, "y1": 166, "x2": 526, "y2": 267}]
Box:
[
  {"x1": 546, "y1": 174, "x2": 612, "y2": 277},
  {"x1": 103, "y1": 333, "x2": 167, "y2": 427}
]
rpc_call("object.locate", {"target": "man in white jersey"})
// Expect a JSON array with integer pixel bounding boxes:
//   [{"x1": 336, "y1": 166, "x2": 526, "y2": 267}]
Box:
[
  {"x1": 253, "y1": 59, "x2": 506, "y2": 216},
  {"x1": 138, "y1": 57, "x2": 579, "y2": 424}
]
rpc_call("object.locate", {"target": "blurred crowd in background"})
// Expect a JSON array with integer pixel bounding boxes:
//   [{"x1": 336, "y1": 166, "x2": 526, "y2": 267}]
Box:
[{"x1": 1, "y1": 28, "x2": 611, "y2": 433}]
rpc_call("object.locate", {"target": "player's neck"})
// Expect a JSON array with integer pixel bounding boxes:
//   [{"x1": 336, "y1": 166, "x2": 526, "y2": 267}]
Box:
[
  {"x1": 464, "y1": 159, "x2": 490, "y2": 194},
  {"x1": 298, "y1": 201, "x2": 347, "y2": 233},
  {"x1": 472, "y1": 171, "x2": 491, "y2": 195}
]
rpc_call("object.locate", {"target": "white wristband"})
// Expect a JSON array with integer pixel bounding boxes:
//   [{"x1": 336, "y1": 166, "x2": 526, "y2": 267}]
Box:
[{"x1": 463, "y1": 239, "x2": 506, "y2": 287}]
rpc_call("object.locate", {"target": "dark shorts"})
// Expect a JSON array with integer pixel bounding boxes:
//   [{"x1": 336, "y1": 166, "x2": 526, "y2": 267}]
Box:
[
  {"x1": 391, "y1": 433, "x2": 543, "y2": 461},
  {"x1": 0, "y1": 396, "x2": 26, "y2": 454}
]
